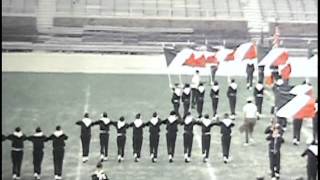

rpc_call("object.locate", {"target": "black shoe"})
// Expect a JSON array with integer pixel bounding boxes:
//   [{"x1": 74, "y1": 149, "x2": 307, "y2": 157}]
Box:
[
  {"x1": 185, "y1": 159, "x2": 188, "y2": 163},
  {"x1": 169, "y1": 159, "x2": 173, "y2": 163}
]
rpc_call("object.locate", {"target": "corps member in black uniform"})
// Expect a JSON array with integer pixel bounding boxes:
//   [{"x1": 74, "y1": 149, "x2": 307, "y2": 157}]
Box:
[
  {"x1": 254, "y1": 81, "x2": 264, "y2": 116},
  {"x1": 195, "y1": 114, "x2": 216, "y2": 163},
  {"x1": 162, "y1": 111, "x2": 180, "y2": 162},
  {"x1": 129, "y1": 113, "x2": 146, "y2": 162},
  {"x1": 6, "y1": 127, "x2": 27, "y2": 180},
  {"x1": 182, "y1": 83, "x2": 191, "y2": 117},
  {"x1": 301, "y1": 140, "x2": 318, "y2": 180},
  {"x1": 258, "y1": 65, "x2": 265, "y2": 84},
  {"x1": 196, "y1": 83, "x2": 205, "y2": 118},
  {"x1": 92, "y1": 112, "x2": 112, "y2": 162},
  {"x1": 145, "y1": 112, "x2": 162, "y2": 163},
  {"x1": 292, "y1": 118, "x2": 303, "y2": 145},
  {"x1": 27, "y1": 127, "x2": 47, "y2": 180},
  {"x1": 246, "y1": 62, "x2": 255, "y2": 89},
  {"x1": 46, "y1": 126, "x2": 68, "y2": 180},
  {"x1": 180, "y1": 112, "x2": 197, "y2": 163},
  {"x1": 266, "y1": 127, "x2": 284, "y2": 180},
  {"x1": 111, "y1": 116, "x2": 130, "y2": 163},
  {"x1": 215, "y1": 113, "x2": 235, "y2": 163},
  {"x1": 210, "y1": 81, "x2": 219, "y2": 119},
  {"x1": 227, "y1": 79, "x2": 237, "y2": 119},
  {"x1": 75, "y1": 113, "x2": 94, "y2": 163},
  {"x1": 171, "y1": 83, "x2": 182, "y2": 119}
]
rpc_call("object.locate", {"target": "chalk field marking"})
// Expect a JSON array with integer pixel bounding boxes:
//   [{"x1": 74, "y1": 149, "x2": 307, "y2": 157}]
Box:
[
  {"x1": 76, "y1": 85, "x2": 91, "y2": 180},
  {"x1": 194, "y1": 128, "x2": 217, "y2": 180},
  {"x1": 264, "y1": 89, "x2": 313, "y2": 139}
]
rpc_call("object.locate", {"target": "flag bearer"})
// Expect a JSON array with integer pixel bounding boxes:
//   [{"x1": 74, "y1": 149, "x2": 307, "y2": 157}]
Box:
[
  {"x1": 301, "y1": 140, "x2": 318, "y2": 180},
  {"x1": 171, "y1": 83, "x2": 182, "y2": 119},
  {"x1": 191, "y1": 70, "x2": 200, "y2": 109},
  {"x1": 210, "y1": 81, "x2": 219, "y2": 119},
  {"x1": 195, "y1": 114, "x2": 216, "y2": 163},
  {"x1": 162, "y1": 111, "x2": 180, "y2": 163},
  {"x1": 92, "y1": 112, "x2": 112, "y2": 162},
  {"x1": 111, "y1": 116, "x2": 130, "y2": 163},
  {"x1": 216, "y1": 113, "x2": 235, "y2": 163},
  {"x1": 46, "y1": 126, "x2": 68, "y2": 180},
  {"x1": 145, "y1": 112, "x2": 162, "y2": 163},
  {"x1": 254, "y1": 81, "x2": 264, "y2": 116},
  {"x1": 292, "y1": 118, "x2": 303, "y2": 145},
  {"x1": 227, "y1": 79, "x2": 237, "y2": 119},
  {"x1": 75, "y1": 113, "x2": 94, "y2": 163},
  {"x1": 182, "y1": 83, "x2": 191, "y2": 117},
  {"x1": 27, "y1": 127, "x2": 47, "y2": 180},
  {"x1": 6, "y1": 127, "x2": 27, "y2": 180},
  {"x1": 266, "y1": 127, "x2": 284, "y2": 180},
  {"x1": 129, "y1": 113, "x2": 146, "y2": 162},
  {"x1": 196, "y1": 83, "x2": 205, "y2": 118},
  {"x1": 180, "y1": 112, "x2": 197, "y2": 163},
  {"x1": 246, "y1": 61, "x2": 255, "y2": 89}
]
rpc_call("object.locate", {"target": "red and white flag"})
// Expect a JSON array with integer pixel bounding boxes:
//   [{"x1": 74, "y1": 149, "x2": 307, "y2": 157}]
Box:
[
  {"x1": 234, "y1": 42, "x2": 257, "y2": 61},
  {"x1": 279, "y1": 63, "x2": 291, "y2": 80},
  {"x1": 290, "y1": 84, "x2": 314, "y2": 97},
  {"x1": 214, "y1": 48, "x2": 235, "y2": 62},
  {"x1": 258, "y1": 48, "x2": 289, "y2": 67}
]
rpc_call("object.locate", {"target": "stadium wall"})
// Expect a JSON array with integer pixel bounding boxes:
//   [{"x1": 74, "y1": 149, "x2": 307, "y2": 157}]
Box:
[
  {"x1": 2, "y1": 16, "x2": 37, "y2": 42},
  {"x1": 269, "y1": 22, "x2": 317, "y2": 37}
]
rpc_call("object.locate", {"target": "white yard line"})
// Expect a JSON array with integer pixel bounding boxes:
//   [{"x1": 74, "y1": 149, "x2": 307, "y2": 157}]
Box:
[
  {"x1": 76, "y1": 85, "x2": 91, "y2": 180},
  {"x1": 194, "y1": 129, "x2": 217, "y2": 180}
]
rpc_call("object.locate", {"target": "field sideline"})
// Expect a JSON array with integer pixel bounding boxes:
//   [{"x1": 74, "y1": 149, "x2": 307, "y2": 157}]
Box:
[{"x1": 2, "y1": 71, "x2": 317, "y2": 180}]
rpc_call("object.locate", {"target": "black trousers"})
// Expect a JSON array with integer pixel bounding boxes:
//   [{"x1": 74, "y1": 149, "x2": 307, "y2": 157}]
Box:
[
  {"x1": 228, "y1": 96, "x2": 236, "y2": 115},
  {"x1": 191, "y1": 88, "x2": 198, "y2": 107},
  {"x1": 307, "y1": 161, "x2": 318, "y2": 180},
  {"x1": 183, "y1": 133, "x2": 193, "y2": 157},
  {"x1": 117, "y1": 135, "x2": 126, "y2": 157},
  {"x1": 33, "y1": 150, "x2": 44, "y2": 174},
  {"x1": 211, "y1": 66, "x2": 218, "y2": 82},
  {"x1": 133, "y1": 136, "x2": 143, "y2": 158},
  {"x1": 221, "y1": 135, "x2": 231, "y2": 158},
  {"x1": 278, "y1": 117, "x2": 287, "y2": 129},
  {"x1": 258, "y1": 70, "x2": 264, "y2": 84},
  {"x1": 269, "y1": 151, "x2": 281, "y2": 177},
  {"x1": 99, "y1": 133, "x2": 109, "y2": 157},
  {"x1": 11, "y1": 150, "x2": 23, "y2": 176},
  {"x1": 166, "y1": 133, "x2": 177, "y2": 157},
  {"x1": 293, "y1": 119, "x2": 303, "y2": 141},
  {"x1": 173, "y1": 102, "x2": 180, "y2": 118},
  {"x1": 149, "y1": 134, "x2": 159, "y2": 158},
  {"x1": 53, "y1": 149, "x2": 64, "y2": 176},
  {"x1": 202, "y1": 135, "x2": 211, "y2": 158},
  {"x1": 211, "y1": 97, "x2": 219, "y2": 116},
  {"x1": 313, "y1": 117, "x2": 318, "y2": 141},
  {"x1": 247, "y1": 71, "x2": 254, "y2": 87},
  {"x1": 183, "y1": 101, "x2": 190, "y2": 117},
  {"x1": 255, "y1": 96, "x2": 263, "y2": 114},
  {"x1": 80, "y1": 135, "x2": 91, "y2": 157},
  {"x1": 197, "y1": 99, "x2": 204, "y2": 117}
]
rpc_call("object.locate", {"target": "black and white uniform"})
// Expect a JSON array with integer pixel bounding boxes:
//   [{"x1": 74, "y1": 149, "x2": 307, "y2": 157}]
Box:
[
  {"x1": 191, "y1": 74, "x2": 200, "y2": 108},
  {"x1": 210, "y1": 84, "x2": 219, "y2": 117},
  {"x1": 76, "y1": 118, "x2": 93, "y2": 160},
  {"x1": 264, "y1": 125, "x2": 284, "y2": 136},
  {"x1": 111, "y1": 121, "x2": 130, "y2": 160},
  {"x1": 258, "y1": 66, "x2": 265, "y2": 84},
  {"x1": 227, "y1": 82, "x2": 237, "y2": 117},
  {"x1": 6, "y1": 132, "x2": 27, "y2": 178},
  {"x1": 266, "y1": 134, "x2": 284, "y2": 179},
  {"x1": 301, "y1": 144, "x2": 318, "y2": 180},
  {"x1": 182, "y1": 87, "x2": 191, "y2": 117},
  {"x1": 46, "y1": 130, "x2": 68, "y2": 179},
  {"x1": 171, "y1": 87, "x2": 181, "y2": 118},
  {"x1": 180, "y1": 115, "x2": 196, "y2": 161},
  {"x1": 216, "y1": 118, "x2": 235, "y2": 161},
  {"x1": 195, "y1": 118, "x2": 216, "y2": 161},
  {"x1": 254, "y1": 83, "x2": 264, "y2": 114},
  {"x1": 197, "y1": 85, "x2": 205, "y2": 117},
  {"x1": 91, "y1": 169, "x2": 109, "y2": 180},
  {"x1": 145, "y1": 116, "x2": 162, "y2": 161},
  {"x1": 92, "y1": 117, "x2": 112, "y2": 160},
  {"x1": 129, "y1": 118, "x2": 146, "y2": 159},
  {"x1": 27, "y1": 132, "x2": 47, "y2": 178},
  {"x1": 246, "y1": 62, "x2": 255, "y2": 88},
  {"x1": 293, "y1": 118, "x2": 303, "y2": 144},
  {"x1": 162, "y1": 115, "x2": 180, "y2": 160}
]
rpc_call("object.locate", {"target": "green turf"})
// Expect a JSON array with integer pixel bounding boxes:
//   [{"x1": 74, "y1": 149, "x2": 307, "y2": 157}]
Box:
[{"x1": 2, "y1": 72, "x2": 317, "y2": 180}]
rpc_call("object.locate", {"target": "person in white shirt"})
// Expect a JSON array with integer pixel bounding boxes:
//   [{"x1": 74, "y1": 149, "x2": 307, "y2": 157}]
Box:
[
  {"x1": 191, "y1": 70, "x2": 200, "y2": 109},
  {"x1": 240, "y1": 97, "x2": 258, "y2": 145}
]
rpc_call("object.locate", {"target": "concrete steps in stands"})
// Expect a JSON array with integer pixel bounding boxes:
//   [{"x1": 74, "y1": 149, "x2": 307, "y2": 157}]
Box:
[
  {"x1": 242, "y1": 0, "x2": 268, "y2": 34},
  {"x1": 37, "y1": 0, "x2": 56, "y2": 33}
]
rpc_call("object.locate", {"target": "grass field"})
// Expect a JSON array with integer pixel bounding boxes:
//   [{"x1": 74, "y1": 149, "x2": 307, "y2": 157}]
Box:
[{"x1": 2, "y1": 72, "x2": 317, "y2": 180}]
